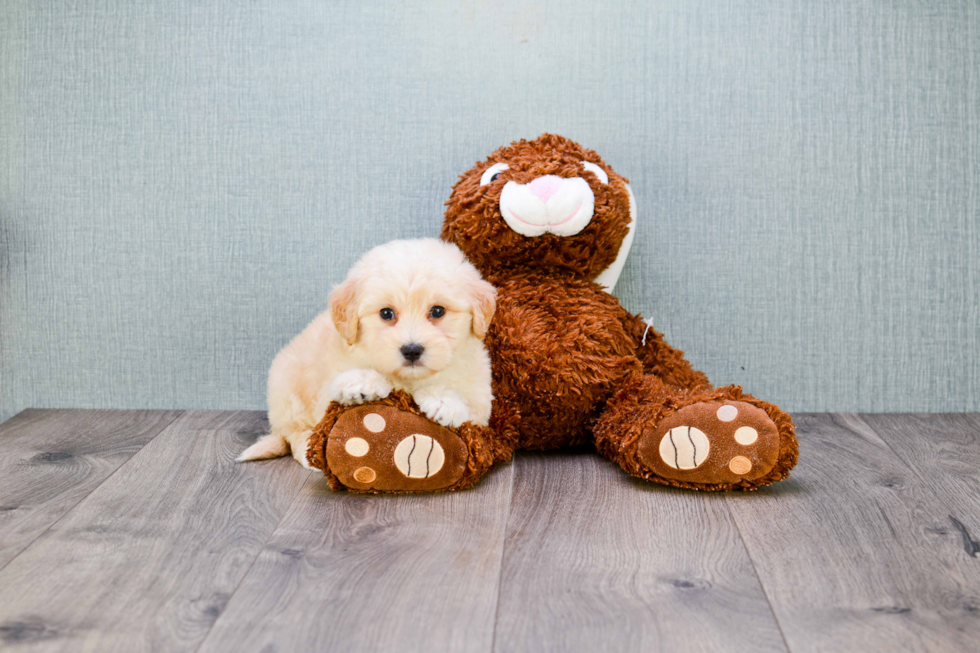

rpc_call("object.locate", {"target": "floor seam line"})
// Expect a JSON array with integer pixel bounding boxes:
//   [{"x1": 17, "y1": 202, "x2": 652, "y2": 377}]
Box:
[
  {"x1": 851, "y1": 413, "x2": 945, "y2": 492},
  {"x1": 0, "y1": 409, "x2": 184, "y2": 574},
  {"x1": 851, "y1": 413, "x2": 980, "y2": 556},
  {"x1": 489, "y1": 462, "x2": 517, "y2": 653},
  {"x1": 725, "y1": 492, "x2": 794, "y2": 653},
  {"x1": 192, "y1": 468, "x2": 316, "y2": 653}
]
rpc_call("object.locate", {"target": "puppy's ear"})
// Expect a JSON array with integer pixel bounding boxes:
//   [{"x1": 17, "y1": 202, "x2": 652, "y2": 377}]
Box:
[
  {"x1": 329, "y1": 277, "x2": 360, "y2": 345},
  {"x1": 469, "y1": 278, "x2": 497, "y2": 340}
]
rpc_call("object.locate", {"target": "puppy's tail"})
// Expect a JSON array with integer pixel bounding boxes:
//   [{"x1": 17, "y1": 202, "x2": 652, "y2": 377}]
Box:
[{"x1": 236, "y1": 434, "x2": 290, "y2": 462}]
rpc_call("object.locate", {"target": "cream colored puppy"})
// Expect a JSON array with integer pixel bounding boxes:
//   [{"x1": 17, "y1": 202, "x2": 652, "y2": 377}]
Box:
[{"x1": 237, "y1": 238, "x2": 496, "y2": 468}]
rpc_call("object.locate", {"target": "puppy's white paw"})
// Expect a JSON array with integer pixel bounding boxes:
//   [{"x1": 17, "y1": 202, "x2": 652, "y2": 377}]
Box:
[
  {"x1": 329, "y1": 369, "x2": 393, "y2": 405},
  {"x1": 291, "y1": 443, "x2": 313, "y2": 469},
  {"x1": 415, "y1": 390, "x2": 472, "y2": 428}
]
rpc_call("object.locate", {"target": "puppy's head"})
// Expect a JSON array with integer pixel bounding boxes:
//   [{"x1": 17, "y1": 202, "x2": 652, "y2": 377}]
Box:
[{"x1": 329, "y1": 238, "x2": 496, "y2": 381}]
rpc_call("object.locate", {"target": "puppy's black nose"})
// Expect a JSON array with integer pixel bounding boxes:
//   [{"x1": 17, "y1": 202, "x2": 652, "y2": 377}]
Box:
[{"x1": 400, "y1": 343, "x2": 425, "y2": 362}]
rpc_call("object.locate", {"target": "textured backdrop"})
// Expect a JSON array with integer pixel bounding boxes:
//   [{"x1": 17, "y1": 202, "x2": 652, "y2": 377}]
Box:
[{"x1": 1, "y1": 0, "x2": 978, "y2": 423}]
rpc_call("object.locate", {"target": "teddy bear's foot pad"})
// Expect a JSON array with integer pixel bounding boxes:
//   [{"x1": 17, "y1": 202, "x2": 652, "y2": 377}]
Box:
[
  {"x1": 638, "y1": 401, "x2": 779, "y2": 486},
  {"x1": 326, "y1": 404, "x2": 469, "y2": 492}
]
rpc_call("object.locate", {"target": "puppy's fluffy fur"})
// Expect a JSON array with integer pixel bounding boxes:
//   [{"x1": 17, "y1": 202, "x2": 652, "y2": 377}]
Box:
[{"x1": 238, "y1": 238, "x2": 496, "y2": 468}]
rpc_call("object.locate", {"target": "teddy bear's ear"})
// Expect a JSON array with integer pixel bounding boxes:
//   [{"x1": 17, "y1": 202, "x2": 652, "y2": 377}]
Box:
[
  {"x1": 593, "y1": 182, "x2": 638, "y2": 292},
  {"x1": 329, "y1": 277, "x2": 360, "y2": 345},
  {"x1": 469, "y1": 278, "x2": 497, "y2": 340}
]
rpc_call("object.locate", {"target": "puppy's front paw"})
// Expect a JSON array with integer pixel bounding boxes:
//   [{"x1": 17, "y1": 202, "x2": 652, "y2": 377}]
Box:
[
  {"x1": 329, "y1": 369, "x2": 393, "y2": 406},
  {"x1": 415, "y1": 390, "x2": 471, "y2": 428}
]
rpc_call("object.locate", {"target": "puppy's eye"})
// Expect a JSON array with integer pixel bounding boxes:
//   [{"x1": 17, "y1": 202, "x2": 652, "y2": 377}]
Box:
[
  {"x1": 379, "y1": 308, "x2": 396, "y2": 321},
  {"x1": 429, "y1": 306, "x2": 446, "y2": 319},
  {"x1": 480, "y1": 162, "x2": 510, "y2": 186},
  {"x1": 581, "y1": 161, "x2": 609, "y2": 184}
]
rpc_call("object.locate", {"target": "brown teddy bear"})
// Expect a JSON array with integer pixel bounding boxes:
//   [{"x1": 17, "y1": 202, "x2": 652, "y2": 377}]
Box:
[{"x1": 309, "y1": 134, "x2": 798, "y2": 493}]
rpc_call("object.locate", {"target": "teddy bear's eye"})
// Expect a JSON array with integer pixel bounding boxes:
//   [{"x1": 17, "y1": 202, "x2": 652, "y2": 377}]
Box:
[
  {"x1": 480, "y1": 162, "x2": 510, "y2": 186},
  {"x1": 581, "y1": 161, "x2": 609, "y2": 184}
]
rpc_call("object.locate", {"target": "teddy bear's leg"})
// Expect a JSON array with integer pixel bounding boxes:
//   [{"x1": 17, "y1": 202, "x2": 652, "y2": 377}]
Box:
[
  {"x1": 306, "y1": 391, "x2": 514, "y2": 494},
  {"x1": 593, "y1": 373, "x2": 798, "y2": 490},
  {"x1": 624, "y1": 312, "x2": 713, "y2": 391}
]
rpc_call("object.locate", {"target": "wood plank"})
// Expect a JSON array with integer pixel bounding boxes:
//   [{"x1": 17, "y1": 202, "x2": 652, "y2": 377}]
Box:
[
  {"x1": 196, "y1": 462, "x2": 515, "y2": 653},
  {"x1": 0, "y1": 411, "x2": 310, "y2": 652},
  {"x1": 492, "y1": 451, "x2": 787, "y2": 653},
  {"x1": 726, "y1": 413, "x2": 980, "y2": 653},
  {"x1": 0, "y1": 409, "x2": 181, "y2": 570},
  {"x1": 862, "y1": 413, "x2": 980, "y2": 543}
]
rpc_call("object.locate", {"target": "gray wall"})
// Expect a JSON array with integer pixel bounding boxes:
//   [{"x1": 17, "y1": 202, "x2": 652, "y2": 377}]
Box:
[{"x1": 2, "y1": 0, "x2": 978, "y2": 423}]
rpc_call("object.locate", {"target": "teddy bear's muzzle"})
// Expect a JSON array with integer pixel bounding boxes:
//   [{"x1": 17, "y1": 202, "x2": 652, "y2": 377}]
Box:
[{"x1": 499, "y1": 175, "x2": 595, "y2": 238}]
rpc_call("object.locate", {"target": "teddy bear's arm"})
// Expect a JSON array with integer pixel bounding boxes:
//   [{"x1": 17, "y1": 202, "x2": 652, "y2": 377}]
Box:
[{"x1": 624, "y1": 312, "x2": 712, "y2": 391}]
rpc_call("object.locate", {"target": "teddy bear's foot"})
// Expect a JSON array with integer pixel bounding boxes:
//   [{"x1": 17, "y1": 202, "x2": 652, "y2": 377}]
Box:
[
  {"x1": 637, "y1": 401, "x2": 782, "y2": 487},
  {"x1": 323, "y1": 404, "x2": 470, "y2": 492},
  {"x1": 307, "y1": 391, "x2": 502, "y2": 493}
]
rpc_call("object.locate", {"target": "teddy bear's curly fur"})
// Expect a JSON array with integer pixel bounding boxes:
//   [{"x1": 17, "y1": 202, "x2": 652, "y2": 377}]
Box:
[{"x1": 309, "y1": 134, "x2": 798, "y2": 493}]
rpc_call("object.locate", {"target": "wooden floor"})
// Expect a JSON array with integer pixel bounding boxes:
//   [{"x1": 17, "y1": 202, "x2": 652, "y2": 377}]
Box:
[{"x1": 0, "y1": 411, "x2": 979, "y2": 652}]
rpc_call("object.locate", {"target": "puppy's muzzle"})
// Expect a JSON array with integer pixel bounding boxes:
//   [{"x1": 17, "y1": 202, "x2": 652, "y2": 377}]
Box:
[{"x1": 400, "y1": 343, "x2": 425, "y2": 364}]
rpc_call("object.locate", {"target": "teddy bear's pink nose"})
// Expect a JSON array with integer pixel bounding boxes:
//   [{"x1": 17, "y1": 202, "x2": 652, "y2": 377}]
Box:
[{"x1": 527, "y1": 175, "x2": 563, "y2": 203}]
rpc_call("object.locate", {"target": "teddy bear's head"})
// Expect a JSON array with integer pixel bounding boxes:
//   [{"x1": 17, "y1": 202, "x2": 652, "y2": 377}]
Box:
[{"x1": 441, "y1": 134, "x2": 636, "y2": 289}]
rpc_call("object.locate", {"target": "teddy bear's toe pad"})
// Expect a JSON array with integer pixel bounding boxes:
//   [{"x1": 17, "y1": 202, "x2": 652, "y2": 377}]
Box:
[
  {"x1": 638, "y1": 401, "x2": 779, "y2": 485},
  {"x1": 326, "y1": 405, "x2": 468, "y2": 491}
]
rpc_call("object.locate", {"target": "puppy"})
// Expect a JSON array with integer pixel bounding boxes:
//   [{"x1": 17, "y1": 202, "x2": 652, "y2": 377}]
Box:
[{"x1": 237, "y1": 238, "x2": 496, "y2": 468}]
